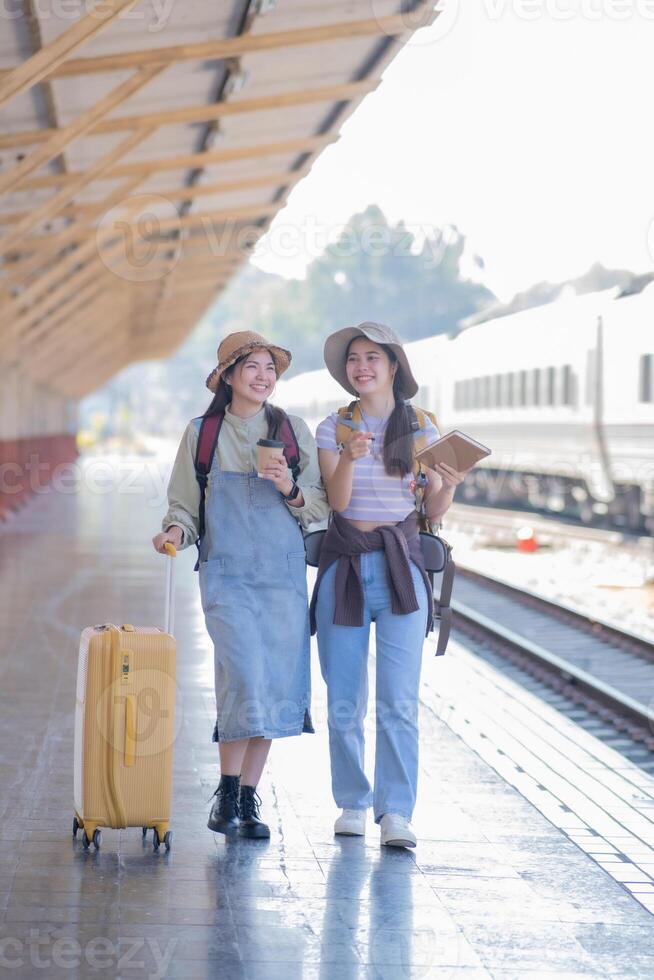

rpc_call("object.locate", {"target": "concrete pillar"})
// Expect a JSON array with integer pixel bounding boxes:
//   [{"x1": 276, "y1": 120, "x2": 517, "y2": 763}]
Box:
[{"x1": 0, "y1": 369, "x2": 78, "y2": 520}]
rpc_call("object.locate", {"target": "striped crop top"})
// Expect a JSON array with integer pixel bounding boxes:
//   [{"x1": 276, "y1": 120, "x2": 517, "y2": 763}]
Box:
[{"x1": 315, "y1": 412, "x2": 440, "y2": 522}]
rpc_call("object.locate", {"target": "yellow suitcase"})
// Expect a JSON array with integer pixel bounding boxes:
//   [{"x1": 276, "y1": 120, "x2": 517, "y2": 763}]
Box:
[{"x1": 73, "y1": 545, "x2": 177, "y2": 852}]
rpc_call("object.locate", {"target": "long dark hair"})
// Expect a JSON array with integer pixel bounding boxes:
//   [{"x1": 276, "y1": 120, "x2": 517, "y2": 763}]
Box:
[
  {"x1": 203, "y1": 352, "x2": 287, "y2": 439},
  {"x1": 347, "y1": 339, "x2": 415, "y2": 478}
]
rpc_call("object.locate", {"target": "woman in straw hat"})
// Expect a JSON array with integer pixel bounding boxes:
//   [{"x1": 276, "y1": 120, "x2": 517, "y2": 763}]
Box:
[
  {"x1": 310, "y1": 322, "x2": 470, "y2": 848},
  {"x1": 154, "y1": 331, "x2": 328, "y2": 839}
]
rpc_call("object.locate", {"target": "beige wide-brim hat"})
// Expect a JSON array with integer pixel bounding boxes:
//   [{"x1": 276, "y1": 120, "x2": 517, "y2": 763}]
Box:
[
  {"x1": 323, "y1": 321, "x2": 419, "y2": 399},
  {"x1": 206, "y1": 330, "x2": 292, "y2": 392}
]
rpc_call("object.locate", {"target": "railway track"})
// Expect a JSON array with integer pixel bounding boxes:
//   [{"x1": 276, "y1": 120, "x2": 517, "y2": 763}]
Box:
[{"x1": 451, "y1": 566, "x2": 654, "y2": 773}]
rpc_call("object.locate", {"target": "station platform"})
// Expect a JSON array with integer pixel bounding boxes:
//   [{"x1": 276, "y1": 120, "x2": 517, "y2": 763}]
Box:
[{"x1": 1, "y1": 456, "x2": 654, "y2": 979}]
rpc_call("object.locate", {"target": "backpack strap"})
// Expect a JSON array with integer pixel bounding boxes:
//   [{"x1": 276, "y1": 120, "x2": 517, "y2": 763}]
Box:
[
  {"x1": 278, "y1": 413, "x2": 301, "y2": 481},
  {"x1": 434, "y1": 543, "x2": 455, "y2": 657},
  {"x1": 193, "y1": 413, "x2": 223, "y2": 570},
  {"x1": 409, "y1": 404, "x2": 438, "y2": 462}
]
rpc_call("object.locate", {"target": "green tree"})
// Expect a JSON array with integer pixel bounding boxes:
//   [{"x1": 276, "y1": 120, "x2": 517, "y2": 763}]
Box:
[{"x1": 81, "y1": 205, "x2": 496, "y2": 434}]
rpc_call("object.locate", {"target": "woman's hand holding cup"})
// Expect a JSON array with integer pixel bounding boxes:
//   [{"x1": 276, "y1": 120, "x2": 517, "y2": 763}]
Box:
[
  {"x1": 257, "y1": 439, "x2": 292, "y2": 494},
  {"x1": 258, "y1": 453, "x2": 293, "y2": 495}
]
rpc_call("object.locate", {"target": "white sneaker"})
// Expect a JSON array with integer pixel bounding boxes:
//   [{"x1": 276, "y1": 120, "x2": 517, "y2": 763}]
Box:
[
  {"x1": 380, "y1": 813, "x2": 417, "y2": 848},
  {"x1": 334, "y1": 808, "x2": 366, "y2": 836}
]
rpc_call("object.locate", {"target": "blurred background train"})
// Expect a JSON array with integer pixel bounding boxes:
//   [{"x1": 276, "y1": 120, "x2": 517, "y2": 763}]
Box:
[{"x1": 277, "y1": 282, "x2": 654, "y2": 534}]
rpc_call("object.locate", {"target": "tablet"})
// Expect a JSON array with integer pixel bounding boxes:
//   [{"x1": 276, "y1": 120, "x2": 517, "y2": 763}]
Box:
[{"x1": 415, "y1": 429, "x2": 491, "y2": 472}]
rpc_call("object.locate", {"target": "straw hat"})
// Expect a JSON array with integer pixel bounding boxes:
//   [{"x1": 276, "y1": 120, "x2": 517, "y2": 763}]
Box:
[
  {"x1": 206, "y1": 331, "x2": 292, "y2": 392},
  {"x1": 323, "y1": 321, "x2": 419, "y2": 398}
]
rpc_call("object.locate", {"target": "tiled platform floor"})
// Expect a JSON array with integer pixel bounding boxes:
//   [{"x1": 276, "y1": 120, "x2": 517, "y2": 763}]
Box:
[{"x1": 1, "y1": 457, "x2": 654, "y2": 979}]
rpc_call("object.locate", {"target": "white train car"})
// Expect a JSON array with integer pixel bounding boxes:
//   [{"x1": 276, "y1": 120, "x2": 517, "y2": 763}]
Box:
[
  {"x1": 599, "y1": 284, "x2": 654, "y2": 519},
  {"x1": 445, "y1": 285, "x2": 654, "y2": 528},
  {"x1": 277, "y1": 285, "x2": 654, "y2": 531},
  {"x1": 400, "y1": 333, "x2": 451, "y2": 422},
  {"x1": 275, "y1": 365, "x2": 343, "y2": 434}
]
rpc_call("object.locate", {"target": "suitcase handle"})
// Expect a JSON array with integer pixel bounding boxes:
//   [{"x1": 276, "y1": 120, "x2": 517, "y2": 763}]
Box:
[{"x1": 163, "y1": 543, "x2": 176, "y2": 635}]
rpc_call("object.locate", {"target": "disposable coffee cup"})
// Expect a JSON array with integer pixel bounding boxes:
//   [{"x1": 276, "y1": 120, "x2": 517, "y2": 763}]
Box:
[{"x1": 257, "y1": 438, "x2": 286, "y2": 472}]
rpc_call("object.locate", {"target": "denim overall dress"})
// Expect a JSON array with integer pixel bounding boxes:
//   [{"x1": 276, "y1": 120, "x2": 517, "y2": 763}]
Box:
[{"x1": 196, "y1": 426, "x2": 312, "y2": 743}]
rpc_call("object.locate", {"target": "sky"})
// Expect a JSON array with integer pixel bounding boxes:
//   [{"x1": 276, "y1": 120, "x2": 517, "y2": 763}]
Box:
[{"x1": 251, "y1": 1, "x2": 654, "y2": 302}]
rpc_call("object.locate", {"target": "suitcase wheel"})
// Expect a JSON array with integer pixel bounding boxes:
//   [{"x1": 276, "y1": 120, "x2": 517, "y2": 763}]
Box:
[
  {"x1": 72, "y1": 817, "x2": 80, "y2": 839},
  {"x1": 153, "y1": 829, "x2": 172, "y2": 853},
  {"x1": 82, "y1": 829, "x2": 102, "y2": 850}
]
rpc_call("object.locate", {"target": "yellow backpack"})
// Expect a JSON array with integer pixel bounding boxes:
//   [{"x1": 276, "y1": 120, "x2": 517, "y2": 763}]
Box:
[{"x1": 334, "y1": 400, "x2": 439, "y2": 529}]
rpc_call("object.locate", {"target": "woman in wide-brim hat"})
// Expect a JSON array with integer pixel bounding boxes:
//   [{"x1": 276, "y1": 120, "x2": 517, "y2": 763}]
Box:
[
  {"x1": 311, "y1": 321, "x2": 470, "y2": 849},
  {"x1": 154, "y1": 331, "x2": 329, "y2": 839}
]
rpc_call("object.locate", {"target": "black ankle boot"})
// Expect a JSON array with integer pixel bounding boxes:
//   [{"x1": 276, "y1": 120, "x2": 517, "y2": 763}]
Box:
[
  {"x1": 239, "y1": 785, "x2": 270, "y2": 839},
  {"x1": 208, "y1": 774, "x2": 240, "y2": 835}
]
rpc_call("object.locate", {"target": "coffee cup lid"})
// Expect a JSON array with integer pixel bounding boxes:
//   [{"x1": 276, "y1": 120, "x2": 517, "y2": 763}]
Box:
[{"x1": 257, "y1": 438, "x2": 286, "y2": 448}]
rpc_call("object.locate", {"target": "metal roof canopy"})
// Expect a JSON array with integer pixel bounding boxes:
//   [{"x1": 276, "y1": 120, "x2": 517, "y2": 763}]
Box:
[{"x1": 0, "y1": 0, "x2": 437, "y2": 400}]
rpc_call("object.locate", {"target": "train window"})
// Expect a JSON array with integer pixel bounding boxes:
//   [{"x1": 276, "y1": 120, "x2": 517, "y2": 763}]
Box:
[
  {"x1": 640, "y1": 354, "x2": 653, "y2": 402},
  {"x1": 483, "y1": 375, "x2": 491, "y2": 409},
  {"x1": 494, "y1": 374, "x2": 502, "y2": 407},
  {"x1": 532, "y1": 368, "x2": 540, "y2": 406},
  {"x1": 519, "y1": 369, "x2": 527, "y2": 406},
  {"x1": 546, "y1": 366, "x2": 555, "y2": 405},
  {"x1": 561, "y1": 364, "x2": 574, "y2": 405},
  {"x1": 418, "y1": 385, "x2": 430, "y2": 408}
]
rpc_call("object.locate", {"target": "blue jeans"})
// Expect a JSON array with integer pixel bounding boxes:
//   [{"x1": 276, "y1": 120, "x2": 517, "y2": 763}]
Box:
[{"x1": 315, "y1": 550, "x2": 429, "y2": 823}]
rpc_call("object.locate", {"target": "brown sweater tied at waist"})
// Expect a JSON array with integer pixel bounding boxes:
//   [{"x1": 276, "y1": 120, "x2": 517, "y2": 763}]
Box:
[{"x1": 309, "y1": 510, "x2": 434, "y2": 637}]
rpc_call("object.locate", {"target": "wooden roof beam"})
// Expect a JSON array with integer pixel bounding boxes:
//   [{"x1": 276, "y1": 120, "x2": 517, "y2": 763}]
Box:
[
  {"x1": 0, "y1": 64, "x2": 165, "y2": 196},
  {"x1": 0, "y1": 177, "x2": 147, "y2": 302},
  {"x1": 14, "y1": 134, "x2": 335, "y2": 192},
  {"x1": 0, "y1": 129, "x2": 154, "y2": 258},
  {"x1": 30, "y1": 294, "x2": 129, "y2": 378},
  {"x1": 0, "y1": 0, "x2": 143, "y2": 107},
  {"x1": 2, "y1": 276, "x2": 110, "y2": 369},
  {"x1": 12, "y1": 231, "x2": 139, "y2": 339},
  {"x1": 0, "y1": 79, "x2": 376, "y2": 150},
  {"x1": 0, "y1": 11, "x2": 437, "y2": 83},
  {"x1": 58, "y1": 346, "x2": 133, "y2": 399},
  {"x1": 120, "y1": 200, "x2": 280, "y2": 238},
  {"x1": 0, "y1": 166, "x2": 311, "y2": 227},
  {"x1": 11, "y1": 201, "x2": 276, "y2": 335}
]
